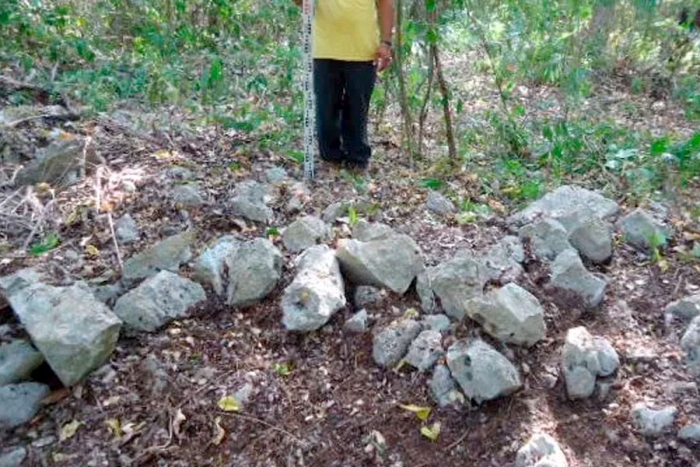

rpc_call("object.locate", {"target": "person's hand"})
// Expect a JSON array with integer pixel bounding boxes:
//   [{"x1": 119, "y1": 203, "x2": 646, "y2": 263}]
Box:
[{"x1": 376, "y1": 43, "x2": 393, "y2": 73}]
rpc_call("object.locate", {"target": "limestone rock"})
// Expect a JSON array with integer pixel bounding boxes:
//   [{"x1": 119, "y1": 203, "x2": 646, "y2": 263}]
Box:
[
  {"x1": 561, "y1": 326, "x2": 619, "y2": 399},
  {"x1": 568, "y1": 218, "x2": 613, "y2": 263},
  {"x1": 404, "y1": 330, "x2": 443, "y2": 371},
  {"x1": 265, "y1": 166, "x2": 288, "y2": 185},
  {"x1": 15, "y1": 137, "x2": 99, "y2": 187},
  {"x1": 372, "y1": 318, "x2": 422, "y2": 368},
  {"x1": 115, "y1": 213, "x2": 139, "y2": 244},
  {"x1": 351, "y1": 220, "x2": 395, "y2": 242},
  {"x1": 446, "y1": 338, "x2": 521, "y2": 404},
  {"x1": 422, "y1": 314, "x2": 452, "y2": 332},
  {"x1": 122, "y1": 231, "x2": 195, "y2": 280},
  {"x1": 322, "y1": 201, "x2": 350, "y2": 224},
  {"x1": 230, "y1": 180, "x2": 273, "y2": 223},
  {"x1": 416, "y1": 271, "x2": 437, "y2": 313},
  {"x1": 666, "y1": 295, "x2": 700, "y2": 321},
  {"x1": 680, "y1": 316, "x2": 700, "y2": 376},
  {"x1": 516, "y1": 433, "x2": 568, "y2": 467},
  {"x1": 479, "y1": 235, "x2": 525, "y2": 282},
  {"x1": 282, "y1": 215, "x2": 332, "y2": 253},
  {"x1": 631, "y1": 403, "x2": 677, "y2": 436},
  {"x1": 0, "y1": 383, "x2": 50, "y2": 430},
  {"x1": 227, "y1": 238, "x2": 283, "y2": 307},
  {"x1": 678, "y1": 423, "x2": 700, "y2": 442},
  {"x1": 114, "y1": 270, "x2": 206, "y2": 332},
  {"x1": 519, "y1": 218, "x2": 572, "y2": 261},
  {"x1": 6, "y1": 282, "x2": 121, "y2": 387},
  {"x1": 191, "y1": 235, "x2": 241, "y2": 296},
  {"x1": 429, "y1": 364, "x2": 464, "y2": 408},
  {"x1": 344, "y1": 309, "x2": 369, "y2": 334},
  {"x1": 353, "y1": 286, "x2": 382, "y2": 308},
  {"x1": 336, "y1": 232, "x2": 424, "y2": 295},
  {"x1": 281, "y1": 245, "x2": 346, "y2": 331},
  {"x1": 171, "y1": 183, "x2": 205, "y2": 207},
  {"x1": 621, "y1": 208, "x2": 671, "y2": 252},
  {"x1": 420, "y1": 252, "x2": 486, "y2": 320},
  {"x1": 0, "y1": 340, "x2": 44, "y2": 386},
  {"x1": 550, "y1": 249, "x2": 607, "y2": 308},
  {"x1": 426, "y1": 191, "x2": 456, "y2": 216},
  {"x1": 465, "y1": 283, "x2": 546, "y2": 347},
  {"x1": 0, "y1": 446, "x2": 27, "y2": 467},
  {"x1": 508, "y1": 185, "x2": 620, "y2": 233}
]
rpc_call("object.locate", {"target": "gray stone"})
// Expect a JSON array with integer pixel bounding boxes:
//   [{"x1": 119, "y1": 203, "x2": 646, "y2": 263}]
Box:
[
  {"x1": 621, "y1": 208, "x2": 671, "y2": 251},
  {"x1": 91, "y1": 282, "x2": 123, "y2": 306},
  {"x1": 115, "y1": 214, "x2": 139, "y2": 244},
  {"x1": 404, "y1": 330, "x2": 443, "y2": 371},
  {"x1": 0, "y1": 340, "x2": 44, "y2": 386},
  {"x1": 164, "y1": 166, "x2": 194, "y2": 181},
  {"x1": 416, "y1": 271, "x2": 437, "y2": 314},
  {"x1": 0, "y1": 447, "x2": 27, "y2": 467},
  {"x1": 353, "y1": 286, "x2": 382, "y2": 308},
  {"x1": 336, "y1": 233, "x2": 424, "y2": 295},
  {"x1": 562, "y1": 327, "x2": 619, "y2": 399},
  {"x1": 678, "y1": 423, "x2": 700, "y2": 442},
  {"x1": 479, "y1": 235, "x2": 525, "y2": 282},
  {"x1": 372, "y1": 318, "x2": 422, "y2": 368},
  {"x1": 519, "y1": 218, "x2": 572, "y2": 261},
  {"x1": 351, "y1": 220, "x2": 395, "y2": 242},
  {"x1": 568, "y1": 219, "x2": 613, "y2": 263},
  {"x1": 114, "y1": 270, "x2": 207, "y2": 332},
  {"x1": 322, "y1": 201, "x2": 350, "y2": 224},
  {"x1": 631, "y1": 403, "x2": 677, "y2": 436},
  {"x1": 6, "y1": 282, "x2": 121, "y2": 387},
  {"x1": 422, "y1": 314, "x2": 452, "y2": 332},
  {"x1": 0, "y1": 383, "x2": 50, "y2": 429},
  {"x1": 446, "y1": 338, "x2": 522, "y2": 404},
  {"x1": 15, "y1": 137, "x2": 100, "y2": 187},
  {"x1": 429, "y1": 364, "x2": 464, "y2": 408},
  {"x1": 516, "y1": 433, "x2": 568, "y2": 467},
  {"x1": 550, "y1": 249, "x2": 607, "y2": 308},
  {"x1": 420, "y1": 252, "x2": 487, "y2": 320},
  {"x1": 191, "y1": 235, "x2": 241, "y2": 296},
  {"x1": 227, "y1": 238, "x2": 283, "y2": 307},
  {"x1": 666, "y1": 295, "x2": 700, "y2": 321},
  {"x1": 281, "y1": 245, "x2": 346, "y2": 331},
  {"x1": 344, "y1": 309, "x2": 369, "y2": 334},
  {"x1": 171, "y1": 183, "x2": 205, "y2": 207},
  {"x1": 465, "y1": 283, "x2": 546, "y2": 347},
  {"x1": 230, "y1": 180, "x2": 273, "y2": 223},
  {"x1": 680, "y1": 316, "x2": 700, "y2": 376},
  {"x1": 122, "y1": 231, "x2": 195, "y2": 280},
  {"x1": 426, "y1": 191, "x2": 456, "y2": 216},
  {"x1": 282, "y1": 215, "x2": 332, "y2": 253},
  {"x1": 265, "y1": 167, "x2": 288, "y2": 185},
  {"x1": 508, "y1": 185, "x2": 620, "y2": 233}
]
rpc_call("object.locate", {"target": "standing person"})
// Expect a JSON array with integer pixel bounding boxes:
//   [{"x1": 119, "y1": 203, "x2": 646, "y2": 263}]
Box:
[{"x1": 295, "y1": 0, "x2": 395, "y2": 171}]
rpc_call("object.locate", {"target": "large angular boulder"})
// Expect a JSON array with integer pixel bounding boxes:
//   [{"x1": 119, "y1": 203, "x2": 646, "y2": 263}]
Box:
[
  {"x1": 418, "y1": 253, "x2": 487, "y2": 320},
  {"x1": 282, "y1": 215, "x2": 332, "y2": 253},
  {"x1": 666, "y1": 295, "x2": 700, "y2": 321},
  {"x1": 568, "y1": 218, "x2": 613, "y2": 263},
  {"x1": 0, "y1": 340, "x2": 44, "y2": 386},
  {"x1": 508, "y1": 185, "x2": 620, "y2": 233},
  {"x1": 229, "y1": 180, "x2": 273, "y2": 223},
  {"x1": 0, "y1": 383, "x2": 50, "y2": 430},
  {"x1": 465, "y1": 283, "x2": 546, "y2": 347},
  {"x1": 227, "y1": 238, "x2": 283, "y2": 307},
  {"x1": 550, "y1": 250, "x2": 607, "y2": 308},
  {"x1": 478, "y1": 235, "x2": 524, "y2": 283},
  {"x1": 281, "y1": 245, "x2": 346, "y2": 331},
  {"x1": 519, "y1": 218, "x2": 572, "y2": 261},
  {"x1": 114, "y1": 270, "x2": 207, "y2": 332},
  {"x1": 122, "y1": 231, "x2": 195, "y2": 280},
  {"x1": 680, "y1": 316, "x2": 700, "y2": 376},
  {"x1": 516, "y1": 433, "x2": 568, "y2": 467},
  {"x1": 5, "y1": 282, "x2": 121, "y2": 387},
  {"x1": 631, "y1": 403, "x2": 677, "y2": 436},
  {"x1": 446, "y1": 338, "x2": 521, "y2": 404},
  {"x1": 561, "y1": 326, "x2": 619, "y2": 399},
  {"x1": 336, "y1": 231, "x2": 424, "y2": 295},
  {"x1": 404, "y1": 330, "x2": 443, "y2": 371},
  {"x1": 372, "y1": 318, "x2": 422, "y2": 368},
  {"x1": 191, "y1": 235, "x2": 242, "y2": 296},
  {"x1": 429, "y1": 364, "x2": 464, "y2": 408},
  {"x1": 15, "y1": 137, "x2": 96, "y2": 187},
  {"x1": 620, "y1": 208, "x2": 671, "y2": 252}
]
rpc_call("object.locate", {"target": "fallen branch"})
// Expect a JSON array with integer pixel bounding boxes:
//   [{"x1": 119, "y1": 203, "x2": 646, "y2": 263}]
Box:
[{"x1": 3, "y1": 112, "x2": 81, "y2": 128}]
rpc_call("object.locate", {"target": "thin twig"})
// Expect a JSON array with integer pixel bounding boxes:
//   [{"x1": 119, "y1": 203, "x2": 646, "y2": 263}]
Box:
[
  {"x1": 107, "y1": 212, "x2": 123, "y2": 270},
  {"x1": 22, "y1": 199, "x2": 55, "y2": 251},
  {"x1": 220, "y1": 412, "x2": 305, "y2": 445},
  {"x1": 446, "y1": 426, "x2": 471, "y2": 451},
  {"x1": 3, "y1": 112, "x2": 80, "y2": 128}
]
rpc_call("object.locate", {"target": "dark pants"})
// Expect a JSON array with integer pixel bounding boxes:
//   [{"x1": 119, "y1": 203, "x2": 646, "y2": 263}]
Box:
[{"x1": 313, "y1": 59, "x2": 376, "y2": 165}]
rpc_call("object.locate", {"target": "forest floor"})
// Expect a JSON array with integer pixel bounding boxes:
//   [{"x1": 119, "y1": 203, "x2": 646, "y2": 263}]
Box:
[{"x1": 2, "y1": 60, "x2": 700, "y2": 467}]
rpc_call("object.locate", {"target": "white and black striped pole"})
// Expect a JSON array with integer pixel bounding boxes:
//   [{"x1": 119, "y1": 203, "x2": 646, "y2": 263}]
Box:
[{"x1": 301, "y1": 0, "x2": 316, "y2": 181}]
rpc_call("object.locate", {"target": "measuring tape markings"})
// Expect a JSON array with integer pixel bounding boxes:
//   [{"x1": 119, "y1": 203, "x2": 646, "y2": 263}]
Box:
[{"x1": 302, "y1": 0, "x2": 316, "y2": 181}]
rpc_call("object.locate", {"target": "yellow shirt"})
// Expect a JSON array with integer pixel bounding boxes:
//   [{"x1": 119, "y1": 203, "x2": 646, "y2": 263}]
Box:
[{"x1": 313, "y1": 0, "x2": 380, "y2": 61}]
